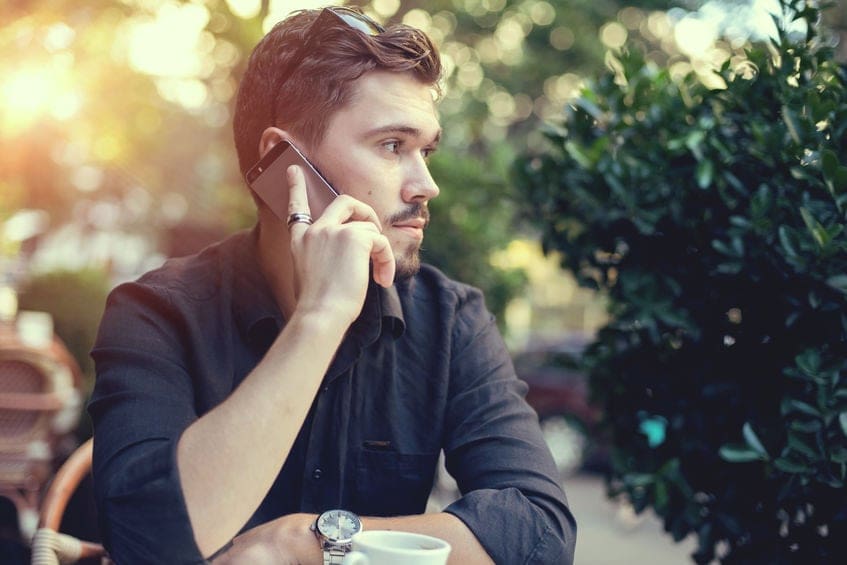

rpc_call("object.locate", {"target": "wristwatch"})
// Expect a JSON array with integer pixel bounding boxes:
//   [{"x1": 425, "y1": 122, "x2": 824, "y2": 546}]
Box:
[{"x1": 312, "y1": 509, "x2": 363, "y2": 565}]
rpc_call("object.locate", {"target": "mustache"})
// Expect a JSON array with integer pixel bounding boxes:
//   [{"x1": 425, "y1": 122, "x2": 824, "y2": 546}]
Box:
[{"x1": 386, "y1": 203, "x2": 430, "y2": 228}]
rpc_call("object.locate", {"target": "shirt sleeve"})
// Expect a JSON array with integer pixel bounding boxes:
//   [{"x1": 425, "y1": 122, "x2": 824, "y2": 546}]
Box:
[
  {"x1": 441, "y1": 288, "x2": 577, "y2": 564},
  {"x1": 88, "y1": 281, "x2": 209, "y2": 564}
]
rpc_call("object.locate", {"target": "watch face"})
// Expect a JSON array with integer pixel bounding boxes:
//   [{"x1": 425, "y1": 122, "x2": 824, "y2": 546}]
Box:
[{"x1": 317, "y1": 510, "x2": 362, "y2": 543}]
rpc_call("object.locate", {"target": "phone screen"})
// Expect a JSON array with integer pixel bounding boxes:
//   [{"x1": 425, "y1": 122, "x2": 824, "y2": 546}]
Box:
[{"x1": 245, "y1": 140, "x2": 339, "y2": 222}]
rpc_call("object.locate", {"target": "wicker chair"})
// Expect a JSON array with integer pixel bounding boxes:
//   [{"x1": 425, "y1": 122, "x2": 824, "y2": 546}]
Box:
[
  {"x1": 0, "y1": 327, "x2": 83, "y2": 539},
  {"x1": 30, "y1": 438, "x2": 109, "y2": 565}
]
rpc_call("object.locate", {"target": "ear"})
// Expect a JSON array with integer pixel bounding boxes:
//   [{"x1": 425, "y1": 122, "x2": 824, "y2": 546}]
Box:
[{"x1": 258, "y1": 127, "x2": 295, "y2": 159}]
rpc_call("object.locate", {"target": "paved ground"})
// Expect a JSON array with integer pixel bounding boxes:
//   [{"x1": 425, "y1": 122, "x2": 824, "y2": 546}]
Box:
[{"x1": 565, "y1": 473, "x2": 697, "y2": 564}]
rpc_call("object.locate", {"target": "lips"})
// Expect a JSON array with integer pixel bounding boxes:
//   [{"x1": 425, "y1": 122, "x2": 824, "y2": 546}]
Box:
[
  {"x1": 388, "y1": 204, "x2": 429, "y2": 238},
  {"x1": 393, "y1": 217, "x2": 427, "y2": 230}
]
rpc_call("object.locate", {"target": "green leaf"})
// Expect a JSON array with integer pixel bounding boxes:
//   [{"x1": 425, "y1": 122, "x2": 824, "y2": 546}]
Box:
[
  {"x1": 822, "y1": 149, "x2": 839, "y2": 180},
  {"x1": 782, "y1": 106, "x2": 802, "y2": 144},
  {"x1": 624, "y1": 473, "x2": 656, "y2": 488},
  {"x1": 778, "y1": 226, "x2": 799, "y2": 258},
  {"x1": 712, "y1": 238, "x2": 742, "y2": 258},
  {"x1": 573, "y1": 97, "x2": 603, "y2": 121},
  {"x1": 783, "y1": 398, "x2": 821, "y2": 417},
  {"x1": 719, "y1": 444, "x2": 765, "y2": 463},
  {"x1": 774, "y1": 457, "x2": 812, "y2": 474},
  {"x1": 840, "y1": 412, "x2": 847, "y2": 437},
  {"x1": 795, "y1": 349, "x2": 821, "y2": 377},
  {"x1": 654, "y1": 479, "x2": 669, "y2": 512},
  {"x1": 565, "y1": 141, "x2": 594, "y2": 170},
  {"x1": 799, "y1": 207, "x2": 826, "y2": 248},
  {"x1": 835, "y1": 167, "x2": 847, "y2": 194},
  {"x1": 789, "y1": 419, "x2": 821, "y2": 433},
  {"x1": 696, "y1": 159, "x2": 715, "y2": 189},
  {"x1": 743, "y1": 422, "x2": 769, "y2": 458},
  {"x1": 686, "y1": 129, "x2": 706, "y2": 159},
  {"x1": 831, "y1": 447, "x2": 847, "y2": 464},
  {"x1": 826, "y1": 275, "x2": 847, "y2": 294},
  {"x1": 787, "y1": 433, "x2": 820, "y2": 460}
]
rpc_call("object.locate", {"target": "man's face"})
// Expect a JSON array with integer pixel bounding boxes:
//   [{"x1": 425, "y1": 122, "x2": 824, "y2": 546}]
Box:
[{"x1": 307, "y1": 70, "x2": 441, "y2": 280}]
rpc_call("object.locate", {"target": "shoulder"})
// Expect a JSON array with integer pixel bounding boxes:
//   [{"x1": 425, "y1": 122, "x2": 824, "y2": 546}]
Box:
[{"x1": 108, "y1": 230, "x2": 249, "y2": 309}]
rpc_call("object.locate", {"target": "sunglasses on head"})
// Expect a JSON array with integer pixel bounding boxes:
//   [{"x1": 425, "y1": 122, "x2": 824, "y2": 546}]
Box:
[
  {"x1": 325, "y1": 6, "x2": 385, "y2": 36},
  {"x1": 274, "y1": 7, "x2": 385, "y2": 94}
]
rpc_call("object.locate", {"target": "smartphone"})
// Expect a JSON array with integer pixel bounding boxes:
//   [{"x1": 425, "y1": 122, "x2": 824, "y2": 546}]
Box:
[{"x1": 245, "y1": 140, "x2": 339, "y2": 222}]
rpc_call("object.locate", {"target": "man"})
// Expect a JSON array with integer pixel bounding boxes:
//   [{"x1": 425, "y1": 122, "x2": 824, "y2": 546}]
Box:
[{"x1": 89, "y1": 7, "x2": 576, "y2": 564}]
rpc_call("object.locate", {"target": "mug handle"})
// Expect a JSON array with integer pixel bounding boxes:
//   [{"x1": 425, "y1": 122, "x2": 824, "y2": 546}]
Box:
[{"x1": 342, "y1": 551, "x2": 369, "y2": 565}]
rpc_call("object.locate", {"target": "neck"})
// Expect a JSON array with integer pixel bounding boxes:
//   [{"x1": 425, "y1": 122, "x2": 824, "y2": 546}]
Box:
[{"x1": 256, "y1": 219, "x2": 298, "y2": 320}]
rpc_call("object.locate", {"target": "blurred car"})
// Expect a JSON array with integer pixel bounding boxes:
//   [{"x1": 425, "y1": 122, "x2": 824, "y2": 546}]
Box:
[{"x1": 514, "y1": 332, "x2": 606, "y2": 476}]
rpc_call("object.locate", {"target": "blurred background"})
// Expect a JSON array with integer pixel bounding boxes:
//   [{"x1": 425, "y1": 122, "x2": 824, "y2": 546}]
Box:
[{"x1": 2, "y1": 0, "x2": 845, "y2": 563}]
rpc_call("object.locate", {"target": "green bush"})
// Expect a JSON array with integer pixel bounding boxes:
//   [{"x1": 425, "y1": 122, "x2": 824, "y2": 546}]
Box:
[
  {"x1": 18, "y1": 268, "x2": 110, "y2": 393},
  {"x1": 514, "y1": 1, "x2": 847, "y2": 562}
]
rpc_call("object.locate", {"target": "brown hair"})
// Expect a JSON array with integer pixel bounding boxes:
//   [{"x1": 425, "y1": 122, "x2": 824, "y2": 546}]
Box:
[{"x1": 233, "y1": 8, "x2": 442, "y2": 178}]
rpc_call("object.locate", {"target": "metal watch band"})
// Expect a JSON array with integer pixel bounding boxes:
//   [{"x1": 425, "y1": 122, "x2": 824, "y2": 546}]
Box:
[{"x1": 324, "y1": 548, "x2": 347, "y2": 565}]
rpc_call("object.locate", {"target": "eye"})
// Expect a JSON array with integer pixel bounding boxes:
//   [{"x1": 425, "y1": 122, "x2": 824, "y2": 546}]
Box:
[
  {"x1": 383, "y1": 140, "x2": 400, "y2": 154},
  {"x1": 422, "y1": 146, "x2": 437, "y2": 160}
]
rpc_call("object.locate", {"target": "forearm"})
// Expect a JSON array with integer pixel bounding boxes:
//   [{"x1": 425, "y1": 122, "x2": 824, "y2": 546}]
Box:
[{"x1": 178, "y1": 310, "x2": 348, "y2": 557}]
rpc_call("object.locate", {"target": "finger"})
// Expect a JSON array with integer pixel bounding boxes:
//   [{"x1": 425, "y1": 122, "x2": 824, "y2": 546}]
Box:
[
  {"x1": 286, "y1": 165, "x2": 312, "y2": 238},
  {"x1": 317, "y1": 195, "x2": 383, "y2": 232},
  {"x1": 369, "y1": 233, "x2": 396, "y2": 288}
]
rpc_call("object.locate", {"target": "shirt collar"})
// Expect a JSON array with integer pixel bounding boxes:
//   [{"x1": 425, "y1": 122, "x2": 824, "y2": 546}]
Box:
[{"x1": 349, "y1": 280, "x2": 405, "y2": 347}]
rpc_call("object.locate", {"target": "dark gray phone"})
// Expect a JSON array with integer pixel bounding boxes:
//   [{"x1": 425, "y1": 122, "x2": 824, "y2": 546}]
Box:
[{"x1": 245, "y1": 140, "x2": 339, "y2": 221}]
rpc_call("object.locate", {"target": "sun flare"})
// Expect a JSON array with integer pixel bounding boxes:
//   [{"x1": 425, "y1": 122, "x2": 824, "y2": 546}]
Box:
[{"x1": 1, "y1": 62, "x2": 80, "y2": 138}]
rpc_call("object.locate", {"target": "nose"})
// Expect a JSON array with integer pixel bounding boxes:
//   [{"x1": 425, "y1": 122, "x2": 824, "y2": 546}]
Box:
[{"x1": 401, "y1": 154, "x2": 440, "y2": 203}]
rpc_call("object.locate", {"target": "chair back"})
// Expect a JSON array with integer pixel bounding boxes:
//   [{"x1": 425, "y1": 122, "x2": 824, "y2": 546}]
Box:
[
  {"x1": 0, "y1": 323, "x2": 83, "y2": 539},
  {"x1": 30, "y1": 438, "x2": 110, "y2": 565}
]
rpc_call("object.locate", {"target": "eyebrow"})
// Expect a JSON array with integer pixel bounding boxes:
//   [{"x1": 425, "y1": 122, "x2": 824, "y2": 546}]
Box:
[{"x1": 363, "y1": 125, "x2": 442, "y2": 146}]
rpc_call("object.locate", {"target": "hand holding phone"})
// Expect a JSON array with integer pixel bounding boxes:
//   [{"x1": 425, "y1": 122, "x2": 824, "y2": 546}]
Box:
[
  {"x1": 248, "y1": 138, "x2": 395, "y2": 292},
  {"x1": 245, "y1": 140, "x2": 338, "y2": 222}
]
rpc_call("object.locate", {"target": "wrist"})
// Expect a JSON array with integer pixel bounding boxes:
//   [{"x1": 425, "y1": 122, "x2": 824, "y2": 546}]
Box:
[
  {"x1": 276, "y1": 513, "x2": 322, "y2": 564},
  {"x1": 291, "y1": 299, "x2": 362, "y2": 331},
  {"x1": 289, "y1": 304, "x2": 355, "y2": 337}
]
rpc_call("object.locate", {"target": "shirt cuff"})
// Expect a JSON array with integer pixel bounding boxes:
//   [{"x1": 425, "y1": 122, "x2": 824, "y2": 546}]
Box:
[{"x1": 444, "y1": 487, "x2": 574, "y2": 565}]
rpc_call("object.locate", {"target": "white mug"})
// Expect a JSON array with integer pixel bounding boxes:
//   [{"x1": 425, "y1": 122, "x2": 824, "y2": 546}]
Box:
[{"x1": 342, "y1": 530, "x2": 451, "y2": 565}]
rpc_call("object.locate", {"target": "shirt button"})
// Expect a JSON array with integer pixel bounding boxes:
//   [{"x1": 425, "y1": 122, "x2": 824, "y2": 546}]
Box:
[{"x1": 312, "y1": 468, "x2": 323, "y2": 480}]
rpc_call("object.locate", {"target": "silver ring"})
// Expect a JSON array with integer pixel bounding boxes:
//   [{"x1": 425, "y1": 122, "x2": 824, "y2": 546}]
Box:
[{"x1": 287, "y1": 212, "x2": 313, "y2": 228}]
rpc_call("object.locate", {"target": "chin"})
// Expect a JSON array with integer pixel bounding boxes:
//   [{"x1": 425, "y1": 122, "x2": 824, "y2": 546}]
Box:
[{"x1": 394, "y1": 251, "x2": 422, "y2": 282}]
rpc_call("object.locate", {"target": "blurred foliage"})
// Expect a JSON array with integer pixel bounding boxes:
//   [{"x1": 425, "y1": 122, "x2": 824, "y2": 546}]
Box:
[
  {"x1": 7, "y1": 0, "x2": 843, "y2": 326},
  {"x1": 424, "y1": 146, "x2": 529, "y2": 320},
  {"x1": 2, "y1": 0, "x2": 671, "y2": 326},
  {"x1": 515, "y1": 0, "x2": 847, "y2": 561},
  {"x1": 17, "y1": 268, "x2": 111, "y2": 391}
]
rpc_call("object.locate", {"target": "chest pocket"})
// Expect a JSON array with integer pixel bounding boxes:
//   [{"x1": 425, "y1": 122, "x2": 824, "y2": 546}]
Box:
[{"x1": 352, "y1": 449, "x2": 439, "y2": 516}]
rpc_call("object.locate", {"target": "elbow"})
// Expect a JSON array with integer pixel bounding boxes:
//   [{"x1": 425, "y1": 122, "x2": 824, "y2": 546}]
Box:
[
  {"x1": 528, "y1": 516, "x2": 576, "y2": 565},
  {"x1": 92, "y1": 440, "x2": 207, "y2": 564}
]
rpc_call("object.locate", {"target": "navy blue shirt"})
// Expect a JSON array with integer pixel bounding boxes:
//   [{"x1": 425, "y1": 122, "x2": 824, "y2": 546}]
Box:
[{"x1": 88, "y1": 227, "x2": 576, "y2": 564}]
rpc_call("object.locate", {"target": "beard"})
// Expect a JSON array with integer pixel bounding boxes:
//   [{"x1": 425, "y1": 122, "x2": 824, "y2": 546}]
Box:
[
  {"x1": 386, "y1": 202, "x2": 429, "y2": 282},
  {"x1": 394, "y1": 244, "x2": 422, "y2": 281}
]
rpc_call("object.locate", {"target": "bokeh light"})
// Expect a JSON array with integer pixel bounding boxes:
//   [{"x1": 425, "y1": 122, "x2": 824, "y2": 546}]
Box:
[
  {"x1": 549, "y1": 26, "x2": 575, "y2": 51},
  {"x1": 1, "y1": 45, "x2": 81, "y2": 138},
  {"x1": 600, "y1": 22, "x2": 628, "y2": 50}
]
